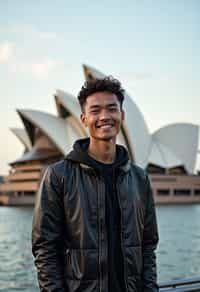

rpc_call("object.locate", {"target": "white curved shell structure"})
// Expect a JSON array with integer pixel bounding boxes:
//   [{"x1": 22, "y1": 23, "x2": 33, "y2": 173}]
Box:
[
  {"x1": 55, "y1": 90, "x2": 81, "y2": 120},
  {"x1": 9, "y1": 65, "x2": 199, "y2": 175},
  {"x1": 17, "y1": 109, "x2": 81, "y2": 155},
  {"x1": 148, "y1": 139, "x2": 183, "y2": 169},
  {"x1": 151, "y1": 123, "x2": 199, "y2": 173},
  {"x1": 54, "y1": 89, "x2": 87, "y2": 137},
  {"x1": 10, "y1": 128, "x2": 32, "y2": 151}
]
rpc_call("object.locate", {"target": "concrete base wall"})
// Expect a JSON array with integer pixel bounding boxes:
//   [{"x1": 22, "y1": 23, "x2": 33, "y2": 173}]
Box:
[{"x1": 0, "y1": 195, "x2": 35, "y2": 206}]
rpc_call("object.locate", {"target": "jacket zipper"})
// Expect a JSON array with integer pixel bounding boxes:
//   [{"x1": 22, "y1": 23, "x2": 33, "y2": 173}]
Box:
[
  {"x1": 98, "y1": 175, "x2": 107, "y2": 292},
  {"x1": 97, "y1": 174, "x2": 102, "y2": 292},
  {"x1": 116, "y1": 175, "x2": 129, "y2": 292}
]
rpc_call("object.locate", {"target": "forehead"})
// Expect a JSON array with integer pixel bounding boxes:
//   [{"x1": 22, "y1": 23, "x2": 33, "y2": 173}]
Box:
[{"x1": 85, "y1": 91, "x2": 119, "y2": 107}]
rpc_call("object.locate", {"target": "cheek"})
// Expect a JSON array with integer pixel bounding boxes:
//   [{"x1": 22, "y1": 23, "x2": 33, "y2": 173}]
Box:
[
  {"x1": 87, "y1": 118, "x2": 96, "y2": 129},
  {"x1": 115, "y1": 115, "x2": 123, "y2": 125}
]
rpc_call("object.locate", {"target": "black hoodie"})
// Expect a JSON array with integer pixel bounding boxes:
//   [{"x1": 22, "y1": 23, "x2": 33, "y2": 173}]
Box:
[{"x1": 67, "y1": 138, "x2": 129, "y2": 292}]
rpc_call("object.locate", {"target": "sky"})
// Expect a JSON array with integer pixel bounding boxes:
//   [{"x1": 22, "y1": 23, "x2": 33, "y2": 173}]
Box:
[{"x1": 0, "y1": 0, "x2": 200, "y2": 174}]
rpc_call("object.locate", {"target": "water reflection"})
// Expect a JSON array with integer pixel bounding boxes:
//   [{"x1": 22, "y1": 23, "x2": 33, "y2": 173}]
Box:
[
  {"x1": 157, "y1": 205, "x2": 200, "y2": 282},
  {"x1": 0, "y1": 205, "x2": 200, "y2": 291}
]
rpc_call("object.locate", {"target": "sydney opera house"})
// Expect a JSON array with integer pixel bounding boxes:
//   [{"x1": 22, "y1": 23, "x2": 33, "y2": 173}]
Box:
[{"x1": 0, "y1": 64, "x2": 200, "y2": 205}]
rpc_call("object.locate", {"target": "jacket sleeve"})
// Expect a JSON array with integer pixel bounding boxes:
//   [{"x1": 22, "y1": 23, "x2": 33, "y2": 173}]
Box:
[
  {"x1": 142, "y1": 174, "x2": 159, "y2": 292},
  {"x1": 32, "y1": 165, "x2": 67, "y2": 292}
]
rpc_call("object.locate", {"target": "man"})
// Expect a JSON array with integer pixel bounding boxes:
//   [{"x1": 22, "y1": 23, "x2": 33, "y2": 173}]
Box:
[{"x1": 32, "y1": 77, "x2": 159, "y2": 292}]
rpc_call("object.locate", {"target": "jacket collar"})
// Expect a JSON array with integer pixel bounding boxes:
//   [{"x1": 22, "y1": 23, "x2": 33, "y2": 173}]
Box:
[{"x1": 79, "y1": 160, "x2": 131, "y2": 174}]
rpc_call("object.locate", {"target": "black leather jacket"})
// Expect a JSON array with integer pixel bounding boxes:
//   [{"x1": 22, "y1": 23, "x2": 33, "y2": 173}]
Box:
[{"x1": 32, "y1": 156, "x2": 159, "y2": 292}]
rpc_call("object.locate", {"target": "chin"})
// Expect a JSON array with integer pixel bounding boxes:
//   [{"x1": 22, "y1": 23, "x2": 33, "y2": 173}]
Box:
[
  {"x1": 97, "y1": 135, "x2": 117, "y2": 141},
  {"x1": 90, "y1": 130, "x2": 118, "y2": 141}
]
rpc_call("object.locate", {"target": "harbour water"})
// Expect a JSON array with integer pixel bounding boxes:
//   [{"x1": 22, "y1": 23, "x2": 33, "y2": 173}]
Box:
[{"x1": 0, "y1": 205, "x2": 200, "y2": 291}]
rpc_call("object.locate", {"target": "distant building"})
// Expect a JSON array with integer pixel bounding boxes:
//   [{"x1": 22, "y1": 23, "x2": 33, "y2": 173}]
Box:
[{"x1": 0, "y1": 64, "x2": 200, "y2": 205}]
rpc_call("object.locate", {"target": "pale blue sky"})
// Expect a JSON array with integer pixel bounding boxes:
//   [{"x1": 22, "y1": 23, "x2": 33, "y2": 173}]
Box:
[{"x1": 0, "y1": 0, "x2": 200, "y2": 174}]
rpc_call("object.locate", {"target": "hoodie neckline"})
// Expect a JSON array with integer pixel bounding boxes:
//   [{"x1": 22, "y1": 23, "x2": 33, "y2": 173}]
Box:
[{"x1": 66, "y1": 138, "x2": 130, "y2": 173}]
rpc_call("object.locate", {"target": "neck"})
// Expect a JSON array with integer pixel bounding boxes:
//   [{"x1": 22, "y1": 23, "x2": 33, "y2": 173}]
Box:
[{"x1": 88, "y1": 138, "x2": 116, "y2": 164}]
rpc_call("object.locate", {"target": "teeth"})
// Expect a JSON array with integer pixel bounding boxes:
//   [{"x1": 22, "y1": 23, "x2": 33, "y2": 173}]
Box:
[{"x1": 100, "y1": 125, "x2": 112, "y2": 128}]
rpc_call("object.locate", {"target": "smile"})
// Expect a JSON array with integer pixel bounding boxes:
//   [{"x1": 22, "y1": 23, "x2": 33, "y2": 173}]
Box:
[{"x1": 97, "y1": 124, "x2": 114, "y2": 129}]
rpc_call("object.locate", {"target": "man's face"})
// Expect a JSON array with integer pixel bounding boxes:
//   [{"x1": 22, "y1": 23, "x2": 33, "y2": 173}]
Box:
[{"x1": 80, "y1": 91, "x2": 124, "y2": 142}]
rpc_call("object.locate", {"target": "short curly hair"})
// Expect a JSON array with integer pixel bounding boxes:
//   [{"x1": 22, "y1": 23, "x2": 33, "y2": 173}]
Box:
[{"x1": 77, "y1": 76, "x2": 125, "y2": 111}]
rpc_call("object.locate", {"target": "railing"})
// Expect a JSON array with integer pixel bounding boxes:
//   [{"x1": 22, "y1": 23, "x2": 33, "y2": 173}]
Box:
[{"x1": 159, "y1": 277, "x2": 200, "y2": 291}]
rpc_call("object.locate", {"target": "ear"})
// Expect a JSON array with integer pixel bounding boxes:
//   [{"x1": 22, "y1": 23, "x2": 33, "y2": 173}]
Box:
[{"x1": 80, "y1": 112, "x2": 88, "y2": 127}]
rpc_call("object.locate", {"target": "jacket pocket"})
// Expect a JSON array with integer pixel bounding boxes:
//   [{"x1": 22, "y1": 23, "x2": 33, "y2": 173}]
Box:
[{"x1": 65, "y1": 248, "x2": 98, "y2": 281}]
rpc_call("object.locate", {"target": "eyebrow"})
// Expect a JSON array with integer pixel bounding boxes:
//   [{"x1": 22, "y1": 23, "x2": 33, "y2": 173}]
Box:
[
  {"x1": 89, "y1": 103, "x2": 119, "y2": 109},
  {"x1": 107, "y1": 103, "x2": 118, "y2": 107}
]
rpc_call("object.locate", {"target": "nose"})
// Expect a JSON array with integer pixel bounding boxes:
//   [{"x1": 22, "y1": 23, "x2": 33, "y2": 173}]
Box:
[{"x1": 99, "y1": 109, "x2": 110, "y2": 121}]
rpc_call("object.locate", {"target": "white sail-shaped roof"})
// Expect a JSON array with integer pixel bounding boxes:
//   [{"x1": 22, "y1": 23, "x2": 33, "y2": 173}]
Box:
[
  {"x1": 10, "y1": 128, "x2": 32, "y2": 151},
  {"x1": 82, "y1": 64, "x2": 151, "y2": 166},
  {"x1": 9, "y1": 65, "x2": 199, "y2": 175},
  {"x1": 55, "y1": 90, "x2": 81, "y2": 120},
  {"x1": 17, "y1": 109, "x2": 81, "y2": 155},
  {"x1": 148, "y1": 139, "x2": 183, "y2": 169},
  {"x1": 152, "y1": 123, "x2": 199, "y2": 173},
  {"x1": 83, "y1": 64, "x2": 105, "y2": 80},
  {"x1": 54, "y1": 89, "x2": 87, "y2": 137}
]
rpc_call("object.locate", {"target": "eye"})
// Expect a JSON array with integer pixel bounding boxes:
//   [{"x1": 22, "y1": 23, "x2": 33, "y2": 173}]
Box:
[
  {"x1": 109, "y1": 107, "x2": 118, "y2": 112},
  {"x1": 90, "y1": 109, "x2": 99, "y2": 114}
]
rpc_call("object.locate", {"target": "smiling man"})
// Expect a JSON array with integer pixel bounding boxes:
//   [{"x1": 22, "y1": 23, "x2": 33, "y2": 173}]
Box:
[{"x1": 32, "y1": 77, "x2": 159, "y2": 292}]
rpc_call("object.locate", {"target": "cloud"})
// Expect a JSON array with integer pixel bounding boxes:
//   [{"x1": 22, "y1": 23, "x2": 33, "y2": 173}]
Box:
[
  {"x1": 0, "y1": 42, "x2": 15, "y2": 63},
  {"x1": 11, "y1": 25, "x2": 60, "y2": 41},
  {"x1": 11, "y1": 60, "x2": 64, "y2": 79},
  {"x1": 1, "y1": 27, "x2": 64, "y2": 79},
  {"x1": 29, "y1": 60, "x2": 63, "y2": 78}
]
